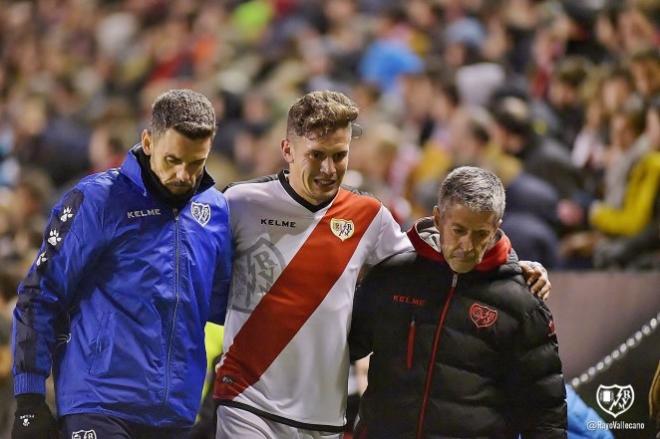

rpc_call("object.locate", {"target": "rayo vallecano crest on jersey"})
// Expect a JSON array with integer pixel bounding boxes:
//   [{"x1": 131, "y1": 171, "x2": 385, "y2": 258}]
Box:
[
  {"x1": 596, "y1": 384, "x2": 635, "y2": 418},
  {"x1": 330, "y1": 218, "x2": 354, "y2": 241},
  {"x1": 191, "y1": 202, "x2": 211, "y2": 226},
  {"x1": 230, "y1": 237, "x2": 286, "y2": 313}
]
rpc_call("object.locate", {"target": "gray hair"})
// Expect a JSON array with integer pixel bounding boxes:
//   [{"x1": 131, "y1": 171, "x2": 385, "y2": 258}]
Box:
[
  {"x1": 151, "y1": 89, "x2": 216, "y2": 140},
  {"x1": 438, "y1": 166, "x2": 505, "y2": 221}
]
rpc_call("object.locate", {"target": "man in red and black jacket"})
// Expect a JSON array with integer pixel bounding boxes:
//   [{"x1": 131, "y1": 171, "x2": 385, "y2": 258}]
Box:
[{"x1": 349, "y1": 166, "x2": 567, "y2": 439}]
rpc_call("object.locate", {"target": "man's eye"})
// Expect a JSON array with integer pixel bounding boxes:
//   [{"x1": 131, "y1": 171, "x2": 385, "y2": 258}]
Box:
[
  {"x1": 311, "y1": 152, "x2": 324, "y2": 160},
  {"x1": 334, "y1": 152, "x2": 348, "y2": 161}
]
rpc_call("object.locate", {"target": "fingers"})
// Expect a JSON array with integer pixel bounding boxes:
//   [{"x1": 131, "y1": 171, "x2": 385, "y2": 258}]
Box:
[
  {"x1": 519, "y1": 260, "x2": 531, "y2": 273},
  {"x1": 524, "y1": 266, "x2": 541, "y2": 286},
  {"x1": 527, "y1": 274, "x2": 540, "y2": 292},
  {"x1": 524, "y1": 266, "x2": 550, "y2": 300},
  {"x1": 528, "y1": 276, "x2": 551, "y2": 300},
  {"x1": 520, "y1": 260, "x2": 551, "y2": 300},
  {"x1": 520, "y1": 261, "x2": 545, "y2": 277},
  {"x1": 539, "y1": 282, "x2": 551, "y2": 300},
  {"x1": 543, "y1": 286, "x2": 551, "y2": 300}
]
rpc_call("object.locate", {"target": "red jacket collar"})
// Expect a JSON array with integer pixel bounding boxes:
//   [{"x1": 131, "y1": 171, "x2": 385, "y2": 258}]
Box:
[{"x1": 406, "y1": 218, "x2": 512, "y2": 272}]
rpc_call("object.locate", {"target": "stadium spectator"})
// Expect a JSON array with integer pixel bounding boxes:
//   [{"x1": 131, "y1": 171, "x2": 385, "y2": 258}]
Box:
[
  {"x1": 491, "y1": 96, "x2": 583, "y2": 200},
  {"x1": 536, "y1": 56, "x2": 592, "y2": 149},
  {"x1": 0, "y1": 0, "x2": 656, "y2": 271},
  {"x1": 592, "y1": 98, "x2": 660, "y2": 269},
  {"x1": 629, "y1": 48, "x2": 660, "y2": 101}
]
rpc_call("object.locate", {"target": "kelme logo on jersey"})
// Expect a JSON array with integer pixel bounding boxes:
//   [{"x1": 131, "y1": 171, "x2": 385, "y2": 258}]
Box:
[
  {"x1": 596, "y1": 384, "x2": 634, "y2": 418},
  {"x1": 330, "y1": 218, "x2": 354, "y2": 241},
  {"x1": 191, "y1": 202, "x2": 211, "y2": 226},
  {"x1": 126, "y1": 209, "x2": 161, "y2": 219}
]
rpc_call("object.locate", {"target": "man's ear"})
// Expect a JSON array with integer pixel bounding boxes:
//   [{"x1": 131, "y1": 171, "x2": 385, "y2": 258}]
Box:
[
  {"x1": 432, "y1": 205, "x2": 442, "y2": 230},
  {"x1": 490, "y1": 218, "x2": 503, "y2": 246},
  {"x1": 281, "y1": 138, "x2": 294, "y2": 164},
  {"x1": 141, "y1": 129, "x2": 153, "y2": 156}
]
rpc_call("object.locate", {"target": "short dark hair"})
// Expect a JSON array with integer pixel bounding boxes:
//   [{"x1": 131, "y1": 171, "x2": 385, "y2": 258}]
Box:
[
  {"x1": 603, "y1": 65, "x2": 634, "y2": 86},
  {"x1": 554, "y1": 56, "x2": 591, "y2": 88},
  {"x1": 630, "y1": 47, "x2": 660, "y2": 65},
  {"x1": 434, "y1": 76, "x2": 460, "y2": 107},
  {"x1": 286, "y1": 91, "x2": 359, "y2": 140},
  {"x1": 491, "y1": 97, "x2": 533, "y2": 138},
  {"x1": 150, "y1": 89, "x2": 216, "y2": 140},
  {"x1": 613, "y1": 97, "x2": 646, "y2": 136},
  {"x1": 466, "y1": 113, "x2": 490, "y2": 145}
]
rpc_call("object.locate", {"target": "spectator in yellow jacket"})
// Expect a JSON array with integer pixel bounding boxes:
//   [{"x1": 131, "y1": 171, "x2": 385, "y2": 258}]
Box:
[{"x1": 590, "y1": 99, "x2": 660, "y2": 236}]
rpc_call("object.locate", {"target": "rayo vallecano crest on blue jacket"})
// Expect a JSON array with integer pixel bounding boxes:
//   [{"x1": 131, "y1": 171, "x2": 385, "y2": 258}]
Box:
[{"x1": 12, "y1": 149, "x2": 232, "y2": 427}]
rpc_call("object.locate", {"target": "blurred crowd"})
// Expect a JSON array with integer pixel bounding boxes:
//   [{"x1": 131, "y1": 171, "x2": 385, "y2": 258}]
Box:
[{"x1": 0, "y1": 0, "x2": 659, "y2": 325}]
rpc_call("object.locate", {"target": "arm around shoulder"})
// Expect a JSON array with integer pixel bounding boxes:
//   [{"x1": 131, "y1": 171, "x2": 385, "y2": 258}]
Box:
[{"x1": 348, "y1": 266, "x2": 384, "y2": 363}]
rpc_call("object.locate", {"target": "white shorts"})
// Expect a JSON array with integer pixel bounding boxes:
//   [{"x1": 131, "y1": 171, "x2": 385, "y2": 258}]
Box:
[{"x1": 216, "y1": 405, "x2": 343, "y2": 439}]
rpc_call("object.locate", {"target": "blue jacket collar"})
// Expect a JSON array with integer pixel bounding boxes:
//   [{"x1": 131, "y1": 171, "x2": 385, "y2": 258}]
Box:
[
  {"x1": 120, "y1": 144, "x2": 216, "y2": 197},
  {"x1": 120, "y1": 145, "x2": 148, "y2": 195}
]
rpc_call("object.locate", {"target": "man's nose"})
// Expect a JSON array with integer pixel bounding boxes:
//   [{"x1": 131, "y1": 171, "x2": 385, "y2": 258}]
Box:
[
  {"x1": 176, "y1": 166, "x2": 193, "y2": 183},
  {"x1": 320, "y1": 157, "x2": 336, "y2": 175},
  {"x1": 460, "y1": 235, "x2": 474, "y2": 252}
]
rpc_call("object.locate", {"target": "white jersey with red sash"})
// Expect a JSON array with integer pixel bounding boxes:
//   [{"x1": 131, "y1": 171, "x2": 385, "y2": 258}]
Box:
[{"x1": 213, "y1": 171, "x2": 411, "y2": 430}]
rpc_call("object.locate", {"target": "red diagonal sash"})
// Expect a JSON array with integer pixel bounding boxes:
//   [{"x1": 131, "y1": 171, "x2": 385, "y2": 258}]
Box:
[{"x1": 214, "y1": 189, "x2": 380, "y2": 400}]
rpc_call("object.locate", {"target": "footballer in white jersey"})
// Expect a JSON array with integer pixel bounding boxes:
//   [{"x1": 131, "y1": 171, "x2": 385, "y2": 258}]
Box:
[{"x1": 214, "y1": 169, "x2": 411, "y2": 431}]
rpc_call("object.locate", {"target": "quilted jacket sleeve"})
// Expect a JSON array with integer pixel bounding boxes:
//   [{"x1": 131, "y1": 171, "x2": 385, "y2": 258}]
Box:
[{"x1": 509, "y1": 301, "x2": 568, "y2": 438}]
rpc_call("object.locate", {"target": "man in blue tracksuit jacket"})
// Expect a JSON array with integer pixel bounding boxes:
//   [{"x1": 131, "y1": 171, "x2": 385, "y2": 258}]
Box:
[{"x1": 11, "y1": 89, "x2": 233, "y2": 438}]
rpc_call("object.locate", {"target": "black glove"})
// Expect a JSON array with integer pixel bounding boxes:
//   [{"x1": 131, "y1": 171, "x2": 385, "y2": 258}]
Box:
[
  {"x1": 187, "y1": 423, "x2": 213, "y2": 439},
  {"x1": 12, "y1": 393, "x2": 59, "y2": 439}
]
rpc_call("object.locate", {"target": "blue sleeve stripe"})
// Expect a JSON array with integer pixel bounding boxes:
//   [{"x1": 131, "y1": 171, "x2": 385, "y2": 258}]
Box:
[{"x1": 13, "y1": 188, "x2": 86, "y2": 388}]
